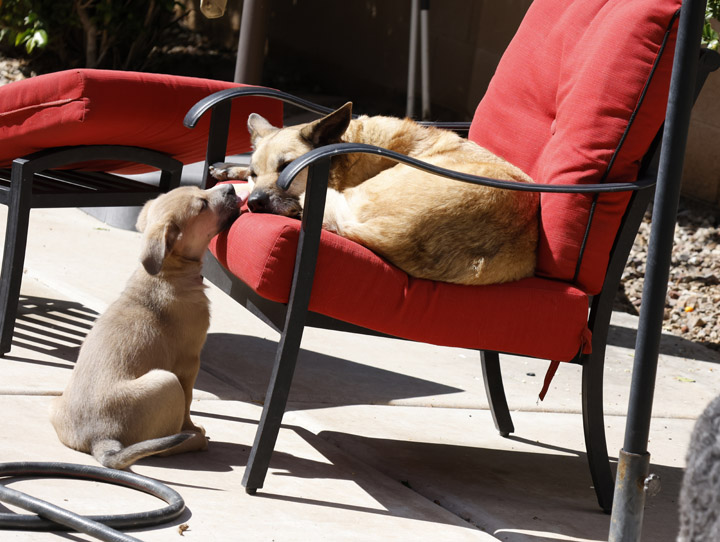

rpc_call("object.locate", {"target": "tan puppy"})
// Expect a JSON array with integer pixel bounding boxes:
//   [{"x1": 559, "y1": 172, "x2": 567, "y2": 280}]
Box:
[
  {"x1": 50, "y1": 184, "x2": 244, "y2": 469},
  {"x1": 213, "y1": 103, "x2": 539, "y2": 285}
]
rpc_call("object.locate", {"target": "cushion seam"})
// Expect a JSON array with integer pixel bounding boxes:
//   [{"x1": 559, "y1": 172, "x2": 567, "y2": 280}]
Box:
[{"x1": 0, "y1": 98, "x2": 77, "y2": 119}]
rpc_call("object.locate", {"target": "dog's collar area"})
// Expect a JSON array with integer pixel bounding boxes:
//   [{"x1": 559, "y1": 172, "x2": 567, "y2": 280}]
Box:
[
  {"x1": 155, "y1": 256, "x2": 205, "y2": 285},
  {"x1": 157, "y1": 270, "x2": 205, "y2": 287},
  {"x1": 162, "y1": 255, "x2": 203, "y2": 268}
]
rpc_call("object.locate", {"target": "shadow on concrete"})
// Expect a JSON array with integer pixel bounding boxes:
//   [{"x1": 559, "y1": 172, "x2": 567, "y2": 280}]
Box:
[
  {"x1": 7, "y1": 295, "x2": 97, "y2": 364},
  {"x1": 136, "y1": 411, "x2": 487, "y2": 532},
  {"x1": 142, "y1": 406, "x2": 682, "y2": 540},
  {"x1": 200, "y1": 332, "x2": 464, "y2": 407},
  {"x1": 607, "y1": 322, "x2": 720, "y2": 364},
  {"x1": 313, "y1": 431, "x2": 682, "y2": 542}
]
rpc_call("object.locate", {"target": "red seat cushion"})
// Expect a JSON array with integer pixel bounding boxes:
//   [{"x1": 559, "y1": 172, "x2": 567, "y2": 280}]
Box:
[
  {"x1": 211, "y1": 206, "x2": 591, "y2": 362},
  {"x1": 469, "y1": 0, "x2": 680, "y2": 295},
  {"x1": 0, "y1": 69, "x2": 283, "y2": 174}
]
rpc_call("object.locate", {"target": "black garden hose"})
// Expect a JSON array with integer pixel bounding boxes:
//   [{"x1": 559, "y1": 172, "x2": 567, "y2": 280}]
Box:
[{"x1": 0, "y1": 462, "x2": 185, "y2": 542}]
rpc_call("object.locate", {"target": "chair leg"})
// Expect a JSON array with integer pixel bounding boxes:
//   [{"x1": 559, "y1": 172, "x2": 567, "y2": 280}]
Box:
[
  {"x1": 581, "y1": 349, "x2": 614, "y2": 513},
  {"x1": 0, "y1": 165, "x2": 33, "y2": 356},
  {"x1": 242, "y1": 161, "x2": 331, "y2": 494},
  {"x1": 241, "y1": 313, "x2": 305, "y2": 493},
  {"x1": 480, "y1": 350, "x2": 514, "y2": 436}
]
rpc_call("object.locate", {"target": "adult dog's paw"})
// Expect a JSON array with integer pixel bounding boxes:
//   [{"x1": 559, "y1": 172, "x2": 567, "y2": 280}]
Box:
[
  {"x1": 209, "y1": 163, "x2": 249, "y2": 181},
  {"x1": 209, "y1": 164, "x2": 228, "y2": 181}
]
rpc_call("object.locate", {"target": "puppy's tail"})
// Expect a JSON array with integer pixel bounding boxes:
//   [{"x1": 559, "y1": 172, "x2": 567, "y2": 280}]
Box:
[{"x1": 91, "y1": 433, "x2": 196, "y2": 470}]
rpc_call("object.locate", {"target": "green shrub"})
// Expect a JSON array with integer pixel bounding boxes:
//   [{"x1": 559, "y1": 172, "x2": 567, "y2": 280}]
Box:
[
  {"x1": 705, "y1": 0, "x2": 720, "y2": 50},
  {"x1": 0, "y1": 0, "x2": 184, "y2": 70},
  {"x1": 0, "y1": 0, "x2": 48, "y2": 54}
]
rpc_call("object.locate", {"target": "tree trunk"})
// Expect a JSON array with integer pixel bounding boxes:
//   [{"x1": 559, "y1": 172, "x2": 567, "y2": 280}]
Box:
[{"x1": 75, "y1": 0, "x2": 98, "y2": 68}]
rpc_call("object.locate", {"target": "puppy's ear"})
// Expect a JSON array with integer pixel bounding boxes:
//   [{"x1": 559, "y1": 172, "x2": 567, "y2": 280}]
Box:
[
  {"x1": 300, "y1": 102, "x2": 352, "y2": 147},
  {"x1": 136, "y1": 199, "x2": 153, "y2": 233},
  {"x1": 139, "y1": 222, "x2": 181, "y2": 275},
  {"x1": 247, "y1": 113, "x2": 278, "y2": 145}
]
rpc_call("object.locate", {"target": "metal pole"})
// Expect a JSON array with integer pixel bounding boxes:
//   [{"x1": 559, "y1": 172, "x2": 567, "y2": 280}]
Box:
[
  {"x1": 234, "y1": 0, "x2": 269, "y2": 84},
  {"x1": 608, "y1": 0, "x2": 705, "y2": 540},
  {"x1": 420, "y1": 0, "x2": 431, "y2": 120},
  {"x1": 406, "y1": 0, "x2": 419, "y2": 118}
]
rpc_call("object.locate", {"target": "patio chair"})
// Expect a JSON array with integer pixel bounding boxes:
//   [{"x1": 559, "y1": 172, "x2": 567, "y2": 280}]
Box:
[
  {"x1": 0, "y1": 68, "x2": 283, "y2": 355},
  {"x1": 184, "y1": 0, "x2": 718, "y2": 512}
]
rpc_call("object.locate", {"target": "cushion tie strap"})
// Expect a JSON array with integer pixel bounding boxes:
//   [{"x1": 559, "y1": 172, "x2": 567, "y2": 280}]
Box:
[{"x1": 539, "y1": 360, "x2": 561, "y2": 401}]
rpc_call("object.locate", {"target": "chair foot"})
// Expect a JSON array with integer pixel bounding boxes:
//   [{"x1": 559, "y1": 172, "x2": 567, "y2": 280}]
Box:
[
  {"x1": 245, "y1": 487, "x2": 257, "y2": 496},
  {"x1": 0, "y1": 329, "x2": 12, "y2": 357},
  {"x1": 480, "y1": 350, "x2": 515, "y2": 436},
  {"x1": 582, "y1": 351, "x2": 614, "y2": 512}
]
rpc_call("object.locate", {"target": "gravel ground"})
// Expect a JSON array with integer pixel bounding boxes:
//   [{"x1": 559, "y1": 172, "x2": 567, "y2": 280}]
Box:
[
  {"x1": 1, "y1": 53, "x2": 718, "y2": 352},
  {"x1": 0, "y1": 55, "x2": 32, "y2": 85},
  {"x1": 619, "y1": 201, "x2": 720, "y2": 352}
]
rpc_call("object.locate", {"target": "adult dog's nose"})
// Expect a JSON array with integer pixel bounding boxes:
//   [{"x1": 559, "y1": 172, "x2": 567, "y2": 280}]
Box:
[{"x1": 247, "y1": 191, "x2": 270, "y2": 213}]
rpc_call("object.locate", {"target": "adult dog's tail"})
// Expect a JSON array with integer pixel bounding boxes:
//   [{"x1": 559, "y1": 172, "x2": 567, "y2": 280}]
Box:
[{"x1": 91, "y1": 433, "x2": 197, "y2": 469}]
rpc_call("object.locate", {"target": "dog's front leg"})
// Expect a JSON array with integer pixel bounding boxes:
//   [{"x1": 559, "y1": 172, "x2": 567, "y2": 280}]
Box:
[
  {"x1": 177, "y1": 364, "x2": 206, "y2": 436},
  {"x1": 319, "y1": 188, "x2": 355, "y2": 235}
]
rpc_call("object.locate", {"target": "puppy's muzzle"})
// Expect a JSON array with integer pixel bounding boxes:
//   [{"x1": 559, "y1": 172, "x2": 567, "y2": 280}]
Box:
[{"x1": 214, "y1": 183, "x2": 242, "y2": 229}]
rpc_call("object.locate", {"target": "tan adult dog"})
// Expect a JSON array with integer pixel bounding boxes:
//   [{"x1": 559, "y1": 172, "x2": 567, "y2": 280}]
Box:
[
  {"x1": 212, "y1": 102, "x2": 538, "y2": 285},
  {"x1": 50, "y1": 184, "x2": 244, "y2": 469}
]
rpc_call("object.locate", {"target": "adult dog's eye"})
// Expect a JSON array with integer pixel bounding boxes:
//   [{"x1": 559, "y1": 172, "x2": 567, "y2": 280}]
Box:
[
  {"x1": 277, "y1": 161, "x2": 291, "y2": 173},
  {"x1": 200, "y1": 199, "x2": 209, "y2": 210}
]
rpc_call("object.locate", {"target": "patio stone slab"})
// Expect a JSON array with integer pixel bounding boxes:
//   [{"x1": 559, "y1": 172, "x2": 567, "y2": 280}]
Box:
[
  {"x1": 285, "y1": 405, "x2": 693, "y2": 542},
  {"x1": 0, "y1": 395, "x2": 496, "y2": 541}
]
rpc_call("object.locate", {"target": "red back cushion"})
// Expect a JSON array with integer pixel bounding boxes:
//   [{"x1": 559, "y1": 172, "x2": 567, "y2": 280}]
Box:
[
  {"x1": 469, "y1": 0, "x2": 680, "y2": 294},
  {"x1": 0, "y1": 69, "x2": 283, "y2": 174}
]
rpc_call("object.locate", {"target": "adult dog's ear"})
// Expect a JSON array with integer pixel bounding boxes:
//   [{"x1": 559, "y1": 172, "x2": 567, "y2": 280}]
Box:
[
  {"x1": 247, "y1": 113, "x2": 278, "y2": 146},
  {"x1": 139, "y1": 222, "x2": 181, "y2": 275},
  {"x1": 300, "y1": 102, "x2": 352, "y2": 147}
]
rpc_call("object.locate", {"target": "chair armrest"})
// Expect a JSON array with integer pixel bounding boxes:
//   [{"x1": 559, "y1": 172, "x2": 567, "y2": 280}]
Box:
[
  {"x1": 184, "y1": 87, "x2": 341, "y2": 129},
  {"x1": 277, "y1": 142, "x2": 656, "y2": 318},
  {"x1": 184, "y1": 88, "x2": 472, "y2": 185},
  {"x1": 276, "y1": 142, "x2": 657, "y2": 194},
  {"x1": 13, "y1": 145, "x2": 182, "y2": 176},
  {"x1": 183, "y1": 87, "x2": 470, "y2": 132}
]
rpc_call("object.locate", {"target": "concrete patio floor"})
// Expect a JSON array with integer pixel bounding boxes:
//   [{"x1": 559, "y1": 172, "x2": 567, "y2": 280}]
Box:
[{"x1": 1, "y1": 203, "x2": 719, "y2": 541}]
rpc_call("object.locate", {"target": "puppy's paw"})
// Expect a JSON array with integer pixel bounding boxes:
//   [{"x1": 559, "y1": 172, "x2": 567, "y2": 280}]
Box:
[
  {"x1": 210, "y1": 163, "x2": 250, "y2": 181},
  {"x1": 185, "y1": 430, "x2": 209, "y2": 452},
  {"x1": 183, "y1": 421, "x2": 206, "y2": 435},
  {"x1": 157, "y1": 431, "x2": 209, "y2": 456}
]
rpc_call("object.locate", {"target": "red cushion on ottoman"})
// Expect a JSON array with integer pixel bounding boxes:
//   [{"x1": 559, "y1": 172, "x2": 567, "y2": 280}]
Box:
[
  {"x1": 469, "y1": 0, "x2": 680, "y2": 294},
  {"x1": 0, "y1": 69, "x2": 283, "y2": 174},
  {"x1": 210, "y1": 214, "x2": 591, "y2": 362}
]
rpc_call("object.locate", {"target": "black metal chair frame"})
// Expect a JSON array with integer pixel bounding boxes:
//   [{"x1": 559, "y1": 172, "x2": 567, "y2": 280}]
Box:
[
  {"x1": 184, "y1": 20, "x2": 718, "y2": 513},
  {"x1": 188, "y1": 110, "x2": 654, "y2": 513},
  {"x1": 0, "y1": 145, "x2": 183, "y2": 355}
]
